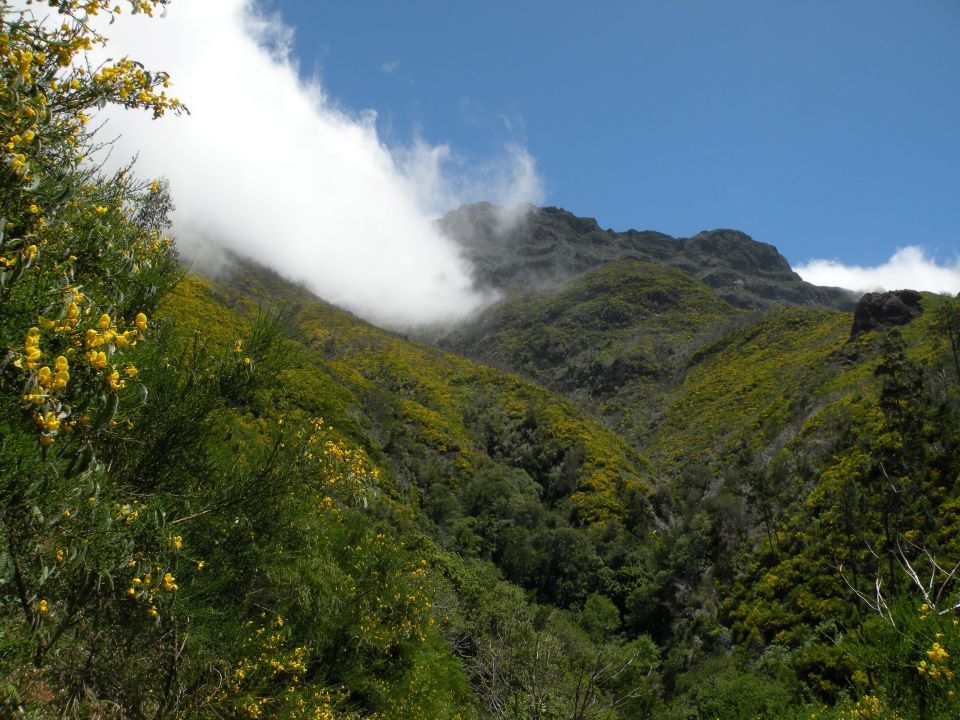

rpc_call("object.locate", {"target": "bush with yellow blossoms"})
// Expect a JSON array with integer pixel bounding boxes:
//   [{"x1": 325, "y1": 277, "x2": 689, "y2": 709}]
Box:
[
  {"x1": 843, "y1": 591, "x2": 960, "y2": 720},
  {"x1": 213, "y1": 613, "x2": 348, "y2": 720},
  {"x1": 0, "y1": 3, "x2": 473, "y2": 718},
  {"x1": 0, "y1": 0, "x2": 189, "y2": 714}
]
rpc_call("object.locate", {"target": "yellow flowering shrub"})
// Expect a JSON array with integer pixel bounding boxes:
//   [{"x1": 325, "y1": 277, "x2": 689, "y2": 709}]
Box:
[
  {"x1": 844, "y1": 694, "x2": 900, "y2": 720},
  {"x1": 214, "y1": 614, "x2": 347, "y2": 720},
  {"x1": 0, "y1": 0, "x2": 192, "y2": 714},
  {"x1": 0, "y1": 0, "x2": 183, "y2": 455}
]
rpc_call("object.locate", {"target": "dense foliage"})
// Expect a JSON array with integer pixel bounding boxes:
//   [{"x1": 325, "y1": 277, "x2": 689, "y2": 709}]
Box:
[
  {"x1": 0, "y1": 4, "x2": 465, "y2": 717},
  {"x1": 3, "y1": 3, "x2": 960, "y2": 719}
]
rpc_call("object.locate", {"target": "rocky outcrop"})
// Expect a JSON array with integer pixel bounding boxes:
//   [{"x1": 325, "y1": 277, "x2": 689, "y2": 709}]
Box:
[{"x1": 850, "y1": 290, "x2": 923, "y2": 339}]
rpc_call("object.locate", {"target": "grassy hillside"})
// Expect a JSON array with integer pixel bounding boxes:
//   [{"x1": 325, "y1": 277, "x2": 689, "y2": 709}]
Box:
[
  {"x1": 144, "y1": 266, "x2": 667, "y2": 716},
  {"x1": 201, "y1": 262, "x2": 960, "y2": 719}
]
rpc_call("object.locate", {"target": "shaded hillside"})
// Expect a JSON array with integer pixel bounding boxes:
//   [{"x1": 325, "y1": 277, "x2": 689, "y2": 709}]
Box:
[
  {"x1": 440, "y1": 202, "x2": 857, "y2": 311},
  {"x1": 444, "y1": 261, "x2": 738, "y2": 392}
]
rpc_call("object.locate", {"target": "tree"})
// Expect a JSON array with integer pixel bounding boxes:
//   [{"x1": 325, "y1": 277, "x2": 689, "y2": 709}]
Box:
[
  {"x1": 932, "y1": 294, "x2": 960, "y2": 386},
  {"x1": 569, "y1": 596, "x2": 659, "y2": 720}
]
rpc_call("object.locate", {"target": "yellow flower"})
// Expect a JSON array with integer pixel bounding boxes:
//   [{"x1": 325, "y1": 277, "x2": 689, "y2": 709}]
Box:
[
  {"x1": 135, "y1": 312, "x2": 148, "y2": 330},
  {"x1": 55, "y1": 549, "x2": 64, "y2": 563},
  {"x1": 125, "y1": 365, "x2": 138, "y2": 377},
  {"x1": 53, "y1": 370, "x2": 69, "y2": 391},
  {"x1": 87, "y1": 350, "x2": 107, "y2": 370},
  {"x1": 95, "y1": 205, "x2": 108, "y2": 214},
  {"x1": 98, "y1": 313, "x2": 111, "y2": 329},
  {"x1": 37, "y1": 411, "x2": 59, "y2": 433},
  {"x1": 38, "y1": 599, "x2": 48, "y2": 615},
  {"x1": 25, "y1": 354, "x2": 42, "y2": 371}
]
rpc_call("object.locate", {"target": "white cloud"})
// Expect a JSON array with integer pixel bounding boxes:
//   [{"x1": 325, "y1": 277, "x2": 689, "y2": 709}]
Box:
[
  {"x1": 380, "y1": 60, "x2": 400, "y2": 74},
  {"x1": 795, "y1": 246, "x2": 960, "y2": 295},
  {"x1": 87, "y1": 0, "x2": 543, "y2": 328},
  {"x1": 394, "y1": 139, "x2": 543, "y2": 222}
]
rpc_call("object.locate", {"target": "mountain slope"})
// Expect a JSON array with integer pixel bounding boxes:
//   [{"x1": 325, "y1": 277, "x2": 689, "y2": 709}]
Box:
[
  {"x1": 6, "y1": 5, "x2": 959, "y2": 715},
  {"x1": 5, "y1": 161, "x2": 959, "y2": 720},
  {"x1": 428, "y1": 204, "x2": 960, "y2": 715},
  {"x1": 211, "y1": 253, "x2": 960, "y2": 717},
  {"x1": 201, "y1": 261, "x2": 651, "y2": 525}
]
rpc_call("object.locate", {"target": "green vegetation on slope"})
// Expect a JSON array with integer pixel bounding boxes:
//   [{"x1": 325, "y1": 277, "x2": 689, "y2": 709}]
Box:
[
  {"x1": 437, "y1": 211, "x2": 960, "y2": 717},
  {"x1": 440, "y1": 260, "x2": 743, "y2": 446}
]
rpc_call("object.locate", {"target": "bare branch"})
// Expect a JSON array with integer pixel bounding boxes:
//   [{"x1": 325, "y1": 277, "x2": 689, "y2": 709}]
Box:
[{"x1": 838, "y1": 563, "x2": 895, "y2": 626}]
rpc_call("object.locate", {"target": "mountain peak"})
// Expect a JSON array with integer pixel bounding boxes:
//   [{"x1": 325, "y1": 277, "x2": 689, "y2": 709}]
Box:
[
  {"x1": 688, "y1": 229, "x2": 794, "y2": 275},
  {"x1": 439, "y1": 204, "x2": 855, "y2": 311}
]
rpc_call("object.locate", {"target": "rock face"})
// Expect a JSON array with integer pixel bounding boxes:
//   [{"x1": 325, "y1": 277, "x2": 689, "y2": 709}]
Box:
[
  {"x1": 850, "y1": 290, "x2": 924, "y2": 338},
  {"x1": 439, "y1": 203, "x2": 857, "y2": 311}
]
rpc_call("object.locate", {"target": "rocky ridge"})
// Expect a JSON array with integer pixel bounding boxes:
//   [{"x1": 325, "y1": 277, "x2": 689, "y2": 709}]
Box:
[{"x1": 439, "y1": 202, "x2": 857, "y2": 311}]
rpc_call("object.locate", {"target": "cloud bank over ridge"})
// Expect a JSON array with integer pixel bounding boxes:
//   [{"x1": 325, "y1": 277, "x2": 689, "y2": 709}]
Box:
[
  {"x1": 796, "y1": 246, "x2": 960, "y2": 296},
  {"x1": 94, "y1": 1, "x2": 543, "y2": 327}
]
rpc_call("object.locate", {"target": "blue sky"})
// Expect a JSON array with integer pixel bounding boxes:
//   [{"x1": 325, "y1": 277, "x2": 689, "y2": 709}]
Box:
[{"x1": 266, "y1": 0, "x2": 959, "y2": 271}]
